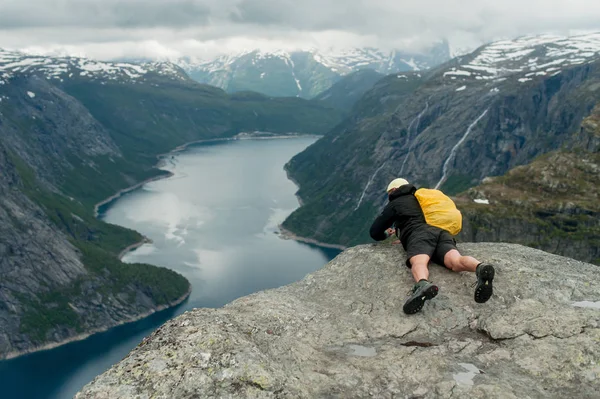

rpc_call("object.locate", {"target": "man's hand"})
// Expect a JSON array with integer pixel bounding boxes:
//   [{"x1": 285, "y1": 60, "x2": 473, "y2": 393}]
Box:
[
  {"x1": 392, "y1": 240, "x2": 402, "y2": 245},
  {"x1": 386, "y1": 228, "x2": 395, "y2": 237}
]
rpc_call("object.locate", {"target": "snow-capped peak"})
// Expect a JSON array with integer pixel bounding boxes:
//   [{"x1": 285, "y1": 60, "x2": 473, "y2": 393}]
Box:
[
  {"x1": 442, "y1": 32, "x2": 600, "y2": 83},
  {"x1": 0, "y1": 49, "x2": 188, "y2": 85},
  {"x1": 172, "y1": 44, "x2": 450, "y2": 98},
  {"x1": 176, "y1": 46, "x2": 446, "y2": 77}
]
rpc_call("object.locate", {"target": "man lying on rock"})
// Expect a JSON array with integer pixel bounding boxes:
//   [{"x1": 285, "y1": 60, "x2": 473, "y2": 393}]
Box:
[{"x1": 369, "y1": 178, "x2": 495, "y2": 314}]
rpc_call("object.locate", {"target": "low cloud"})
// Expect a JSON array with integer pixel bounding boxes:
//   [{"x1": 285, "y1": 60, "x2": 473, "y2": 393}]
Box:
[{"x1": 0, "y1": 0, "x2": 599, "y2": 59}]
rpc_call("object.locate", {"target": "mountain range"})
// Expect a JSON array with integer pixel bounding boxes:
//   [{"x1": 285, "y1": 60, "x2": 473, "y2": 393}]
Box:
[
  {"x1": 0, "y1": 48, "x2": 189, "y2": 84},
  {"x1": 282, "y1": 32, "x2": 600, "y2": 261},
  {"x1": 174, "y1": 42, "x2": 450, "y2": 98}
]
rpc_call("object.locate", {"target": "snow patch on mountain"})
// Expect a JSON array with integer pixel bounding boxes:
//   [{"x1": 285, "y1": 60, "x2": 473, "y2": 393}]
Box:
[
  {"x1": 0, "y1": 49, "x2": 188, "y2": 84},
  {"x1": 177, "y1": 46, "x2": 446, "y2": 79},
  {"x1": 444, "y1": 32, "x2": 600, "y2": 84},
  {"x1": 173, "y1": 45, "x2": 450, "y2": 97},
  {"x1": 444, "y1": 70, "x2": 472, "y2": 77},
  {"x1": 280, "y1": 54, "x2": 302, "y2": 94}
]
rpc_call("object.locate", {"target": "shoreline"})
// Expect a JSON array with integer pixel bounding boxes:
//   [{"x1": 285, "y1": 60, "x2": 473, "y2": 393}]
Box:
[
  {"x1": 93, "y1": 172, "x2": 174, "y2": 218},
  {"x1": 278, "y1": 226, "x2": 347, "y2": 251},
  {"x1": 2, "y1": 286, "x2": 191, "y2": 361},
  {"x1": 280, "y1": 155, "x2": 346, "y2": 250},
  {"x1": 284, "y1": 166, "x2": 305, "y2": 207},
  {"x1": 117, "y1": 237, "x2": 153, "y2": 260},
  {"x1": 156, "y1": 133, "x2": 322, "y2": 165},
  {"x1": 94, "y1": 133, "x2": 322, "y2": 217}
]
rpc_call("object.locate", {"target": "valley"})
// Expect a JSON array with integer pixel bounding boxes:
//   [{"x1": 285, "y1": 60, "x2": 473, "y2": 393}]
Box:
[
  {"x1": 0, "y1": 52, "x2": 342, "y2": 360},
  {"x1": 1, "y1": 29, "x2": 599, "y2": 399}
]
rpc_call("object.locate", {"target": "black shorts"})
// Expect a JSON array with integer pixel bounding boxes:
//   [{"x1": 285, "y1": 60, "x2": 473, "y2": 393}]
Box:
[{"x1": 404, "y1": 226, "x2": 457, "y2": 268}]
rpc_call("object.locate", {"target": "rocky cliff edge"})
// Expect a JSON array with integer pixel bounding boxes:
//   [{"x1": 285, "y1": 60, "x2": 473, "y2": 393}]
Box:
[{"x1": 76, "y1": 243, "x2": 600, "y2": 398}]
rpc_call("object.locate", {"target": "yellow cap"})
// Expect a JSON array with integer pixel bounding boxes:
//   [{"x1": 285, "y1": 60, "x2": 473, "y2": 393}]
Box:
[{"x1": 387, "y1": 178, "x2": 409, "y2": 193}]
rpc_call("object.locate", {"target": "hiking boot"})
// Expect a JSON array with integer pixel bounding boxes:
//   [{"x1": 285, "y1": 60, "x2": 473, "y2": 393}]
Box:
[
  {"x1": 474, "y1": 263, "x2": 495, "y2": 303},
  {"x1": 403, "y1": 280, "x2": 439, "y2": 314}
]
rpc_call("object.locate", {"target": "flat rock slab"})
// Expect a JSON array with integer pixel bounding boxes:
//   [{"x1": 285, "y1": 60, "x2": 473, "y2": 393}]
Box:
[{"x1": 77, "y1": 243, "x2": 600, "y2": 398}]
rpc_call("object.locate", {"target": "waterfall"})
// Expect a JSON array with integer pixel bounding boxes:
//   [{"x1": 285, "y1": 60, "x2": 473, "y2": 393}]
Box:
[
  {"x1": 354, "y1": 101, "x2": 430, "y2": 212},
  {"x1": 354, "y1": 162, "x2": 387, "y2": 211},
  {"x1": 399, "y1": 102, "x2": 429, "y2": 176},
  {"x1": 435, "y1": 109, "x2": 489, "y2": 190}
]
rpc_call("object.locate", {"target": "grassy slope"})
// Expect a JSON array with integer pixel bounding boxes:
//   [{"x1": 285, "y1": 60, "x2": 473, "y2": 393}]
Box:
[
  {"x1": 9, "y1": 151, "x2": 190, "y2": 342},
  {"x1": 457, "y1": 151, "x2": 600, "y2": 265},
  {"x1": 456, "y1": 105, "x2": 600, "y2": 264}
]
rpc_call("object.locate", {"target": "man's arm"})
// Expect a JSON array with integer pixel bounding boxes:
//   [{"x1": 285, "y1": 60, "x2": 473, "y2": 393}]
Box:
[{"x1": 369, "y1": 205, "x2": 396, "y2": 241}]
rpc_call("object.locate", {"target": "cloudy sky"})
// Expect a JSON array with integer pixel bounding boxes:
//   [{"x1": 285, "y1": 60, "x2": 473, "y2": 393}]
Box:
[{"x1": 1, "y1": 0, "x2": 600, "y2": 60}]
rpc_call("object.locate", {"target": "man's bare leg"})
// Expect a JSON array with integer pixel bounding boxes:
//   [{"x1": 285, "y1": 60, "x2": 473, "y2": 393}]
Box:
[
  {"x1": 442, "y1": 249, "x2": 495, "y2": 303},
  {"x1": 409, "y1": 254, "x2": 431, "y2": 282},
  {"x1": 443, "y1": 250, "x2": 479, "y2": 272},
  {"x1": 404, "y1": 254, "x2": 439, "y2": 314}
]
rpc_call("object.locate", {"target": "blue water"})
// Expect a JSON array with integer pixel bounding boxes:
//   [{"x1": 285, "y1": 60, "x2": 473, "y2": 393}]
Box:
[{"x1": 0, "y1": 137, "x2": 339, "y2": 399}]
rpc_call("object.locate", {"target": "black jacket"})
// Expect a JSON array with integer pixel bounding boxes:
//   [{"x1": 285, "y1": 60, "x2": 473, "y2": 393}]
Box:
[{"x1": 369, "y1": 184, "x2": 429, "y2": 245}]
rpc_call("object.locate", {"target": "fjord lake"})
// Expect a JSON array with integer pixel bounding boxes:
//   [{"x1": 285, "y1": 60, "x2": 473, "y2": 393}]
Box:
[{"x1": 0, "y1": 136, "x2": 340, "y2": 399}]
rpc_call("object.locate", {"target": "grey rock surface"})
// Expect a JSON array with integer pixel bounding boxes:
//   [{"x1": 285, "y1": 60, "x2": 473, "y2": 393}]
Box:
[
  {"x1": 0, "y1": 75, "x2": 120, "y2": 188},
  {"x1": 0, "y1": 140, "x2": 88, "y2": 357},
  {"x1": 77, "y1": 243, "x2": 600, "y2": 398}
]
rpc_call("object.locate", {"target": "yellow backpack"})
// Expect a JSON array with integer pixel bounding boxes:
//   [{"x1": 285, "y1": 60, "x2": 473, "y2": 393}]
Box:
[{"x1": 414, "y1": 188, "x2": 462, "y2": 235}]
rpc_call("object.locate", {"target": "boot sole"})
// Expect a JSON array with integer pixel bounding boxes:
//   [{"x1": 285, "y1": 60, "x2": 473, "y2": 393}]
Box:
[
  {"x1": 475, "y1": 265, "x2": 495, "y2": 303},
  {"x1": 403, "y1": 285, "x2": 439, "y2": 314}
]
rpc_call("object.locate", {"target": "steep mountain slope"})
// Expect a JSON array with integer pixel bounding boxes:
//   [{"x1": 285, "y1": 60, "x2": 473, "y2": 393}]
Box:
[
  {"x1": 314, "y1": 69, "x2": 384, "y2": 114},
  {"x1": 0, "y1": 52, "x2": 342, "y2": 359},
  {"x1": 457, "y1": 104, "x2": 600, "y2": 265},
  {"x1": 176, "y1": 43, "x2": 450, "y2": 98},
  {"x1": 0, "y1": 77, "x2": 190, "y2": 359},
  {"x1": 282, "y1": 32, "x2": 600, "y2": 247}
]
